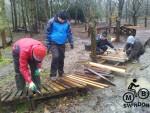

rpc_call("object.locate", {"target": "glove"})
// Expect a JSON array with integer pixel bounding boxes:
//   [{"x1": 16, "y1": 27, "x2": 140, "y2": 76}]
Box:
[
  {"x1": 34, "y1": 69, "x2": 41, "y2": 76},
  {"x1": 70, "y1": 44, "x2": 74, "y2": 49},
  {"x1": 29, "y1": 82, "x2": 37, "y2": 91}
]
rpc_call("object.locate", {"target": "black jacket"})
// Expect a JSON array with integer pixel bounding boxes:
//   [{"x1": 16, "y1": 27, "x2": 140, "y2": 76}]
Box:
[{"x1": 96, "y1": 38, "x2": 114, "y2": 48}]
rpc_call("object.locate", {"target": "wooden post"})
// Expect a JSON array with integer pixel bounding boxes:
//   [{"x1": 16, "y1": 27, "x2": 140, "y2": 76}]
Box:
[
  {"x1": 0, "y1": 93, "x2": 4, "y2": 113},
  {"x1": 90, "y1": 21, "x2": 97, "y2": 62},
  {"x1": 1, "y1": 30, "x2": 7, "y2": 48}
]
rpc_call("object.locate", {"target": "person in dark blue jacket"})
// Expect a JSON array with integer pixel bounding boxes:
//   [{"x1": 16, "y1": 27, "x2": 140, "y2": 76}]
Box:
[
  {"x1": 46, "y1": 11, "x2": 74, "y2": 80},
  {"x1": 96, "y1": 31, "x2": 116, "y2": 54}
]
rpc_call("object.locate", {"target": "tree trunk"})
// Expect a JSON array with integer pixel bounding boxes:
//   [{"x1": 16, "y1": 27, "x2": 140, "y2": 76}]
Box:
[
  {"x1": 116, "y1": 18, "x2": 120, "y2": 42},
  {"x1": 10, "y1": 0, "x2": 15, "y2": 30},
  {"x1": 21, "y1": 0, "x2": 27, "y2": 31},
  {"x1": 13, "y1": 0, "x2": 18, "y2": 31},
  {"x1": 133, "y1": 15, "x2": 137, "y2": 26},
  {"x1": 1, "y1": 30, "x2": 7, "y2": 48},
  {"x1": 90, "y1": 21, "x2": 97, "y2": 62}
]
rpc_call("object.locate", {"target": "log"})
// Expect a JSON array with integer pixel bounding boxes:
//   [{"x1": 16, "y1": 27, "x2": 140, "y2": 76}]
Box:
[
  {"x1": 88, "y1": 62, "x2": 126, "y2": 73},
  {"x1": 87, "y1": 68, "x2": 115, "y2": 86},
  {"x1": 67, "y1": 75, "x2": 105, "y2": 88}
]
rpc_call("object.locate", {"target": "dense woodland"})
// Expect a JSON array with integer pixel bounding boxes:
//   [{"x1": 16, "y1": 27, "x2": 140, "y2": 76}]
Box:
[{"x1": 0, "y1": 0, "x2": 150, "y2": 34}]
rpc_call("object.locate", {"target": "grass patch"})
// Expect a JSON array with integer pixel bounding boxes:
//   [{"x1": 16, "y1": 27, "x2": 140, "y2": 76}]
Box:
[{"x1": 0, "y1": 57, "x2": 12, "y2": 67}]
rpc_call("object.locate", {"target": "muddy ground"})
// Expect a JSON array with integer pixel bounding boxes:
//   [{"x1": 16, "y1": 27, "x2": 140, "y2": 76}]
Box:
[{"x1": 0, "y1": 25, "x2": 150, "y2": 113}]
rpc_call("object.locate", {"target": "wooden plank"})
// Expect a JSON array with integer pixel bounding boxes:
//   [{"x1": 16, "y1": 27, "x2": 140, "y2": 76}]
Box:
[
  {"x1": 61, "y1": 77, "x2": 84, "y2": 88},
  {"x1": 69, "y1": 75, "x2": 108, "y2": 87},
  {"x1": 67, "y1": 75, "x2": 106, "y2": 88},
  {"x1": 98, "y1": 55, "x2": 128, "y2": 62},
  {"x1": 63, "y1": 76, "x2": 87, "y2": 86},
  {"x1": 42, "y1": 84, "x2": 56, "y2": 94},
  {"x1": 15, "y1": 90, "x2": 23, "y2": 99},
  {"x1": 84, "y1": 64, "x2": 112, "y2": 73},
  {"x1": 46, "y1": 81, "x2": 60, "y2": 92},
  {"x1": 58, "y1": 79, "x2": 77, "y2": 88},
  {"x1": 50, "y1": 81, "x2": 66, "y2": 91},
  {"x1": 1, "y1": 90, "x2": 13, "y2": 102},
  {"x1": 88, "y1": 62, "x2": 126, "y2": 73},
  {"x1": 5, "y1": 90, "x2": 18, "y2": 102},
  {"x1": 87, "y1": 68, "x2": 115, "y2": 86},
  {"x1": 55, "y1": 80, "x2": 71, "y2": 89},
  {"x1": 74, "y1": 74, "x2": 98, "y2": 81}
]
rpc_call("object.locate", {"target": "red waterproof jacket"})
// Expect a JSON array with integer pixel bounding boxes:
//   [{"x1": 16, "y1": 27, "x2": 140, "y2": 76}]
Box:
[{"x1": 13, "y1": 38, "x2": 44, "y2": 83}]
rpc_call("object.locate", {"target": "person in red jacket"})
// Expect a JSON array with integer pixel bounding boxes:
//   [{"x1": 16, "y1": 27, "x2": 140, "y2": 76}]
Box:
[{"x1": 12, "y1": 37, "x2": 47, "y2": 92}]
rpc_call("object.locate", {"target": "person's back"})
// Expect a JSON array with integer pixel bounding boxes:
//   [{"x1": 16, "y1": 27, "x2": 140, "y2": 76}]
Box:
[{"x1": 128, "y1": 39, "x2": 144, "y2": 61}]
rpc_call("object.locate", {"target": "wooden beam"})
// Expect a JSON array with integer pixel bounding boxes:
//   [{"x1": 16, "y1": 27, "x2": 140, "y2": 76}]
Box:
[
  {"x1": 88, "y1": 62, "x2": 126, "y2": 73},
  {"x1": 87, "y1": 68, "x2": 115, "y2": 86}
]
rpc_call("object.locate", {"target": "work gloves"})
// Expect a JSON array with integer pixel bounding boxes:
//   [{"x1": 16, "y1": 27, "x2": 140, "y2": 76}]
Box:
[
  {"x1": 29, "y1": 82, "x2": 37, "y2": 91},
  {"x1": 34, "y1": 68, "x2": 41, "y2": 76}
]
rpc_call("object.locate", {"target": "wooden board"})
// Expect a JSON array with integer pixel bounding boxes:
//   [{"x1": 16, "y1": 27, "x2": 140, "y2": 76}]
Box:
[
  {"x1": 67, "y1": 75, "x2": 108, "y2": 88},
  {"x1": 97, "y1": 48, "x2": 128, "y2": 62}
]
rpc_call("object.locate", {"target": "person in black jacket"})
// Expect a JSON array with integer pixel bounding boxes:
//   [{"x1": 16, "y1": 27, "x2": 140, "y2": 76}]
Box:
[{"x1": 96, "y1": 31, "x2": 116, "y2": 54}]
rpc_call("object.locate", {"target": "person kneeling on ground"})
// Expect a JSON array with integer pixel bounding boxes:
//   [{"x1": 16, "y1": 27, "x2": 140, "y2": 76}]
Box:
[
  {"x1": 12, "y1": 37, "x2": 47, "y2": 92},
  {"x1": 96, "y1": 31, "x2": 116, "y2": 54},
  {"x1": 124, "y1": 33, "x2": 145, "y2": 63}
]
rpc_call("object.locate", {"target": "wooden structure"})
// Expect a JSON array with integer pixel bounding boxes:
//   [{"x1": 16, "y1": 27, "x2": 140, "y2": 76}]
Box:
[
  {"x1": 97, "y1": 48, "x2": 128, "y2": 63},
  {"x1": 0, "y1": 74, "x2": 110, "y2": 111},
  {"x1": 96, "y1": 26, "x2": 116, "y2": 34},
  {"x1": 120, "y1": 25, "x2": 139, "y2": 36}
]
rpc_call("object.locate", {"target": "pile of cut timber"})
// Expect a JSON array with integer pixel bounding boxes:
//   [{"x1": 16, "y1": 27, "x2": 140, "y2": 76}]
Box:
[
  {"x1": 1, "y1": 74, "x2": 109, "y2": 104},
  {"x1": 97, "y1": 48, "x2": 128, "y2": 62}
]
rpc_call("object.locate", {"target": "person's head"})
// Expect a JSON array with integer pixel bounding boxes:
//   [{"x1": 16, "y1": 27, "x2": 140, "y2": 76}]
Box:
[
  {"x1": 133, "y1": 79, "x2": 137, "y2": 83},
  {"x1": 127, "y1": 35, "x2": 135, "y2": 45},
  {"x1": 57, "y1": 11, "x2": 68, "y2": 23},
  {"x1": 32, "y1": 45, "x2": 47, "y2": 62},
  {"x1": 102, "y1": 31, "x2": 107, "y2": 37}
]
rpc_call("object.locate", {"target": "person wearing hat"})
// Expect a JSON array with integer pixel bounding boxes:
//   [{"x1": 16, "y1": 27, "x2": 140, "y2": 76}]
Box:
[
  {"x1": 45, "y1": 11, "x2": 74, "y2": 80},
  {"x1": 96, "y1": 31, "x2": 116, "y2": 54},
  {"x1": 124, "y1": 33, "x2": 145, "y2": 63},
  {"x1": 12, "y1": 37, "x2": 47, "y2": 92}
]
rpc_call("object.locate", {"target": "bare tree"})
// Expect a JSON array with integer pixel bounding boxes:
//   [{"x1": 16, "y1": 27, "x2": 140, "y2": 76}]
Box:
[{"x1": 127, "y1": 0, "x2": 144, "y2": 25}]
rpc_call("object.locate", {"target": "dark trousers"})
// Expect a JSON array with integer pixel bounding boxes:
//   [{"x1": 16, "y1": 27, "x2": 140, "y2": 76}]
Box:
[
  {"x1": 96, "y1": 45, "x2": 108, "y2": 54},
  {"x1": 12, "y1": 47, "x2": 41, "y2": 91},
  {"x1": 50, "y1": 44, "x2": 65, "y2": 77}
]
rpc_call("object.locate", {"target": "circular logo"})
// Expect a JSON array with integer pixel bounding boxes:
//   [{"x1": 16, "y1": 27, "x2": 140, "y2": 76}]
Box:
[
  {"x1": 138, "y1": 88, "x2": 149, "y2": 99},
  {"x1": 123, "y1": 92, "x2": 135, "y2": 103}
]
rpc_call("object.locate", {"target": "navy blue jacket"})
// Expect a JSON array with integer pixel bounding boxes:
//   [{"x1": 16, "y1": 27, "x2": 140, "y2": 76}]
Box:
[{"x1": 96, "y1": 35, "x2": 114, "y2": 48}]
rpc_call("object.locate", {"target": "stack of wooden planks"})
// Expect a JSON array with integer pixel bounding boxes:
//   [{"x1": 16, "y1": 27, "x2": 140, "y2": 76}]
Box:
[
  {"x1": 1, "y1": 74, "x2": 109, "y2": 104},
  {"x1": 97, "y1": 48, "x2": 128, "y2": 62}
]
